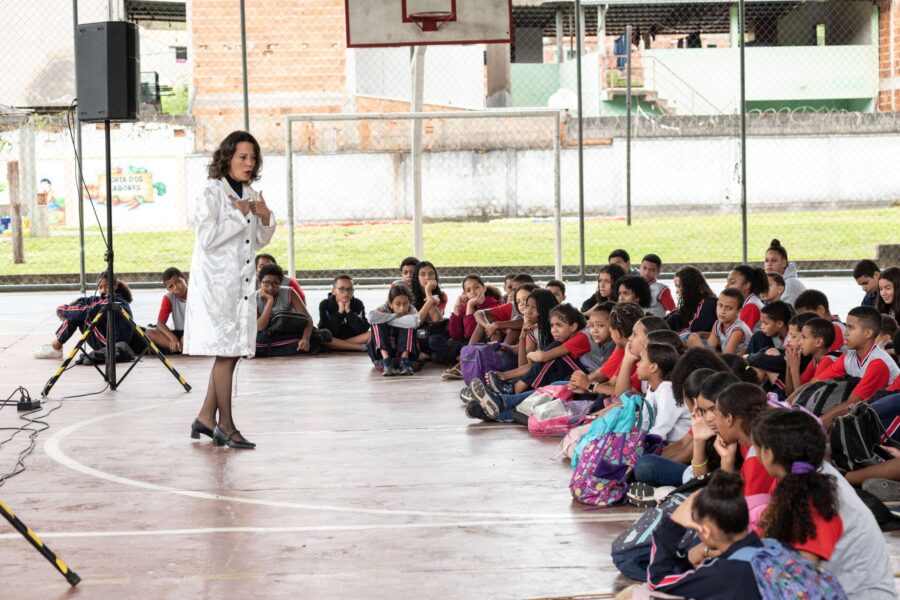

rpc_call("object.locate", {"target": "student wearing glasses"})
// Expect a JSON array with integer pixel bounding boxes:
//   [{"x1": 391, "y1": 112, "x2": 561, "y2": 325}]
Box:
[
  {"x1": 256, "y1": 263, "x2": 327, "y2": 357},
  {"x1": 318, "y1": 274, "x2": 371, "y2": 352}
]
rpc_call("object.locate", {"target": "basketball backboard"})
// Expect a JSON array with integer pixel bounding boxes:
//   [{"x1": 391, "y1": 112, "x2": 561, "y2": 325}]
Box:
[{"x1": 344, "y1": 0, "x2": 513, "y2": 48}]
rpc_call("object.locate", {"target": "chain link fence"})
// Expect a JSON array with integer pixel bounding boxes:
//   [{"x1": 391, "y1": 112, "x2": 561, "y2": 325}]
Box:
[{"x1": 1, "y1": 0, "x2": 898, "y2": 288}]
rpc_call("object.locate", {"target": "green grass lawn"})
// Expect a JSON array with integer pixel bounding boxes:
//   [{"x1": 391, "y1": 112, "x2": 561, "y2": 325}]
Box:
[{"x1": 1, "y1": 206, "x2": 896, "y2": 276}]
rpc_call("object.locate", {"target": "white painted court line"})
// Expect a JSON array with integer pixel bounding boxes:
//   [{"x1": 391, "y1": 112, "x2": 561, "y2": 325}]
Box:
[
  {"x1": 44, "y1": 398, "x2": 636, "y2": 521},
  {"x1": 0, "y1": 514, "x2": 642, "y2": 541}
]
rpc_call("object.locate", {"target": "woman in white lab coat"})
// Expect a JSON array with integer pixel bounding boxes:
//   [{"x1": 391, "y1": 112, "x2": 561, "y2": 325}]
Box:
[{"x1": 183, "y1": 131, "x2": 276, "y2": 449}]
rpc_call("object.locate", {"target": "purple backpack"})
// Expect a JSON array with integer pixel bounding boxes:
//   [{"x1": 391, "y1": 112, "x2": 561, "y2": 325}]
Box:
[
  {"x1": 460, "y1": 342, "x2": 517, "y2": 385},
  {"x1": 570, "y1": 394, "x2": 655, "y2": 507}
]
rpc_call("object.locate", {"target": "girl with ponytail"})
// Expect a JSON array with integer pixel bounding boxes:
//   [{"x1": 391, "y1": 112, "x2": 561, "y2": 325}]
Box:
[
  {"x1": 751, "y1": 409, "x2": 842, "y2": 563},
  {"x1": 727, "y1": 265, "x2": 768, "y2": 331}
]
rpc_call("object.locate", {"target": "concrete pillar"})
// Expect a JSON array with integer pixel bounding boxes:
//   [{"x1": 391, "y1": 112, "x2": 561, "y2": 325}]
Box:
[
  {"x1": 486, "y1": 44, "x2": 511, "y2": 107},
  {"x1": 730, "y1": 4, "x2": 740, "y2": 48},
  {"x1": 556, "y1": 9, "x2": 564, "y2": 63}
]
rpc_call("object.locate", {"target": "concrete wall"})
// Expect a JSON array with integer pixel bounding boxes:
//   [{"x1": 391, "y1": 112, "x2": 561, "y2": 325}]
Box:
[
  {"x1": 644, "y1": 45, "x2": 879, "y2": 114},
  {"x1": 176, "y1": 132, "x2": 900, "y2": 225}
]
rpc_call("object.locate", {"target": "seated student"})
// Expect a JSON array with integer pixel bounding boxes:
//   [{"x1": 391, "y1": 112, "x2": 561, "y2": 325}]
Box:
[
  {"x1": 545, "y1": 279, "x2": 566, "y2": 304},
  {"x1": 756, "y1": 413, "x2": 896, "y2": 598},
  {"x1": 751, "y1": 410, "x2": 842, "y2": 564},
  {"x1": 713, "y1": 382, "x2": 775, "y2": 498},
  {"x1": 666, "y1": 265, "x2": 718, "y2": 334},
  {"x1": 639, "y1": 253, "x2": 676, "y2": 318},
  {"x1": 614, "y1": 315, "x2": 669, "y2": 397},
  {"x1": 255, "y1": 253, "x2": 305, "y2": 303},
  {"x1": 409, "y1": 261, "x2": 448, "y2": 362},
  {"x1": 434, "y1": 274, "x2": 501, "y2": 368},
  {"x1": 608, "y1": 248, "x2": 638, "y2": 275},
  {"x1": 34, "y1": 273, "x2": 134, "y2": 359},
  {"x1": 794, "y1": 306, "x2": 900, "y2": 428},
  {"x1": 146, "y1": 267, "x2": 188, "y2": 354},
  {"x1": 567, "y1": 302, "x2": 645, "y2": 398},
  {"x1": 317, "y1": 274, "x2": 371, "y2": 352},
  {"x1": 471, "y1": 274, "x2": 534, "y2": 345},
  {"x1": 746, "y1": 352, "x2": 788, "y2": 403},
  {"x1": 578, "y1": 301, "x2": 616, "y2": 373},
  {"x1": 255, "y1": 264, "x2": 325, "y2": 357},
  {"x1": 761, "y1": 271, "x2": 785, "y2": 304},
  {"x1": 469, "y1": 302, "x2": 590, "y2": 419},
  {"x1": 629, "y1": 366, "x2": 725, "y2": 499},
  {"x1": 727, "y1": 265, "x2": 768, "y2": 331},
  {"x1": 639, "y1": 342, "x2": 691, "y2": 443},
  {"x1": 647, "y1": 328, "x2": 685, "y2": 356},
  {"x1": 645, "y1": 471, "x2": 764, "y2": 600},
  {"x1": 502, "y1": 273, "x2": 516, "y2": 303},
  {"x1": 793, "y1": 289, "x2": 845, "y2": 352},
  {"x1": 616, "y1": 274, "x2": 652, "y2": 314},
  {"x1": 764, "y1": 239, "x2": 805, "y2": 306},
  {"x1": 745, "y1": 300, "x2": 792, "y2": 355},
  {"x1": 688, "y1": 372, "x2": 743, "y2": 481},
  {"x1": 580, "y1": 264, "x2": 625, "y2": 314},
  {"x1": 877, "y1": 266, "x2": 899, "y2": 318},
  {"x1": 688, "y1": 288, "x2": 752, "y2": 355},
  {"x1": 783, "y1": 315, "x2": 835, "y2": 396},
  {"x1": 392, "y1": 256, "x2": 419, "y2": 290},
  {"x1": 367, "y1": 284, "x2": 419, "y2": 376},
  {"x1": 853, "y1": 259, "x2": 881, "y2": 307}
]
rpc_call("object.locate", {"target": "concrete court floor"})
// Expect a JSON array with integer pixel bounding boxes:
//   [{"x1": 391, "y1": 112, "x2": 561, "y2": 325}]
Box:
[{"x1": 0, "y1": 280, "x2": 897, "y2": 599}]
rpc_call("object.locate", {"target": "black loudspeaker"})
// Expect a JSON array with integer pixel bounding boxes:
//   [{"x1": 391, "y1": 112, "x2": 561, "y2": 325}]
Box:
[{"x1": 75, "y1": 21, "x2": 140, "y2": 122}]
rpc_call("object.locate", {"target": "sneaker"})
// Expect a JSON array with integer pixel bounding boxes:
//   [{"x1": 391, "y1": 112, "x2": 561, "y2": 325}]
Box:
[
  {"x1": 460, "y1": 384, "x2": 475, "y2": 404},
  {"x1": 314, "y1": 328, "x2": 333, "y2": 344},
  {"x1": 465, "y1": 400, "x2": 489, "y2": 421},
  {"x1": 485, "y1": 371, "x2": 514, "y2": 395},
  {"x1": 398, "y1": 359, "x2": 414, "y2": 376},
  {"x1": 863, "y1": 478, "x2": 900, "y2": 502},
  {"x1": 34, "y1": 344, "x2": 63, "y2": 360},
  {"x1": 470, "y1": 378, "x2": 503, "y2": 420},
  {"x1": 626, "y1": 482, "x2": 657, "y2": 508},
  {"x1": 382, "y1": 358, "x2": 397, "y2": 377}
]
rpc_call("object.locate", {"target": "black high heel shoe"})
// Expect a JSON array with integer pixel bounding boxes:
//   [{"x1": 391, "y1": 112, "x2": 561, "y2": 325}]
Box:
[
  {"x1": 213, "y1": 427, "x2": 256, "y2": 449},
  {"x1": 190, "y1": 418, "x2": 215, "y2": 440}
]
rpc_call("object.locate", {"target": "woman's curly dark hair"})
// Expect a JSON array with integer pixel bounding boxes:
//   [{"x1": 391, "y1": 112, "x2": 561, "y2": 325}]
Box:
[
  {"x1": 751, "y1": 409, "x2": 838, "y2": 545},
  {"x1": 207, "y1": 131, "x2": 263, "y2": 181},
  {"x1": 673, "y1": 266, "x2": 715, "y2": 330},
  {"x1": 616, "y1": 275, "x2": 653, "y2": 309}
]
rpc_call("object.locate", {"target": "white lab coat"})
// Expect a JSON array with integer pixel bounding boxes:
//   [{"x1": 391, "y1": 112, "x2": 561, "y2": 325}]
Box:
[{"x1": 183, "y1": 178, "x2": 276, "y2": 357}]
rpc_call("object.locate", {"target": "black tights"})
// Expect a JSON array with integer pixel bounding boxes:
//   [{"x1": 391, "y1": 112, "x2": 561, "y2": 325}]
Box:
[{"x1": 197, "y1": 356, "x2": 242, "y2": 438}]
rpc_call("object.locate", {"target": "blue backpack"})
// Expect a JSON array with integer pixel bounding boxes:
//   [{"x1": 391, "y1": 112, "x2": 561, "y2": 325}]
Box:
[{"x1": 730, "y1": 538, "x2": 847, "y2": 600}]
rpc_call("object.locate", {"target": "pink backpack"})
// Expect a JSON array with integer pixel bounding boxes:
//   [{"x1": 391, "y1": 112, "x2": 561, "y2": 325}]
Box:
[{"x1": 528, "y1": 400, "x2": 594, "y2": 437}]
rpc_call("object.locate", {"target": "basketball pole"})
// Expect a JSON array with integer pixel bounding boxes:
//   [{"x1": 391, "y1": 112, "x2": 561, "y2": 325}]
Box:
[
  {"x1": 574, "y1": 0, "x2": 586, "y2": 282},
  {"x1": 410, "y1": 46, "x2": 427, "y2": 259}
]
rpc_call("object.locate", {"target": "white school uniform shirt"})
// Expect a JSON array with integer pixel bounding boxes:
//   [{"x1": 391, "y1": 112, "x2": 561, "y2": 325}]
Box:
[
  {"x1": 842, "y1": 344, "x2": 900, "y2": 385},
  {"x1": 646, "y1": 381, "x2": 691, "y2": 443},
  {"x1": 183, "y1": 178, "x2": 276, "y2": 357},
  {"x1": 714, "y1": 318, "x2": 752, "y2": 353}
]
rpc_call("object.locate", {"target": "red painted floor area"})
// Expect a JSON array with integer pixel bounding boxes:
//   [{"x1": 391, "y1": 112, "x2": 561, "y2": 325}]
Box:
[{"x1": 0, "y1": 292, "x2": 898, "y2": 598}]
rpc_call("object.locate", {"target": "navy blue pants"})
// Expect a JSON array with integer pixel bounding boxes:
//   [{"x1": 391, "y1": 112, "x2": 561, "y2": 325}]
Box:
[{"x1": 367, "y1": 323, "x2": 417, "y2": 362}]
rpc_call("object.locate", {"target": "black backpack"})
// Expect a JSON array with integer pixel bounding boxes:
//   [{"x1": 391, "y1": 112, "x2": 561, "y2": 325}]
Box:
[
  {"x1": 793, "y1": 376, "x2": 860, "y2": 417},
  {"x1": 830, "y1": 401, "x2": 900, "y2": 473}
]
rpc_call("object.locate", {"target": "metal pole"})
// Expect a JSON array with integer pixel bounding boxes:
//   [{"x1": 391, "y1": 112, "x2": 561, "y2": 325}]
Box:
[
  {"x1": 738, "y1": 0, "x2": 748, "y2": 263},
  {"x1": 554, "y1": 113, "x2": 562, "y2": 281},
  {"x1": 555, "y1": 9, "x2": 564, "y2": 64},
  {"x1": 73, "y1": 0, "x2": 86, "y2": 296},
  {"x1": 410, "y1": 46, "x2": 427, "y2": 258},
  {"x1": 285, "y1": 119, "x2": 295, "y2": 279},
  {"x1": 104, "y1": 120, "x2": 116, "y2": 390},
  {"x1": 239, "y1": 0, "x2": 250, "y2": 131},
  {"x1": 626, "y1": 24, "x2": 632, "y2": 227},
  {"x1": 574, "y1": 0, "x2": 586, "y2": 282}
]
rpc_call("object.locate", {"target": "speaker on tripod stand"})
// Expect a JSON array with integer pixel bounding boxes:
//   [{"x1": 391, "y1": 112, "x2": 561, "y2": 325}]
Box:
[{"x1": 73, "y1": 20, "x2": 139, "y2": 389}]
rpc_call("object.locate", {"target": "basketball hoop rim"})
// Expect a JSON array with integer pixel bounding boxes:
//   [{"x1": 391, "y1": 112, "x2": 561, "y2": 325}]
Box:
[{"x1": 407, "y1": 10, "x2": 455, "y2": 32}]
